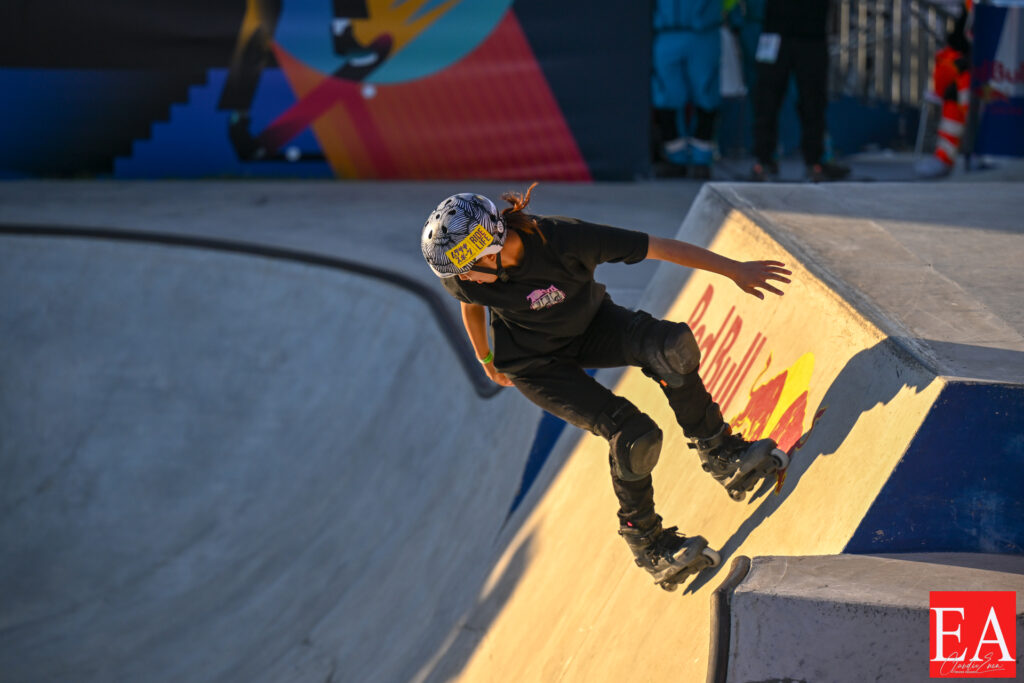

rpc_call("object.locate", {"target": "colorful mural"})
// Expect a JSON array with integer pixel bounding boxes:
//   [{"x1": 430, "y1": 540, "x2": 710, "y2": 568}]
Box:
[{"x1": 0, "y1": 1, "x2": 650, "y2": 179}]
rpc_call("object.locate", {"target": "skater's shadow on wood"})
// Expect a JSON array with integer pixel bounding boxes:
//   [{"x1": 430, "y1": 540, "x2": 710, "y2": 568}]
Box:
[
  {"x1": 418, "y1": 531, "x2": 535, "y2": 682},
  {"x1": 684, "y1": 337, "x2": 942, "y2": 594}
]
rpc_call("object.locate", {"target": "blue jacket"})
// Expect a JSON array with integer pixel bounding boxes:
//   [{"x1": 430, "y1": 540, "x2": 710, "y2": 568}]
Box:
[{"x1": 654, "y1": 0, "x2": 723, "y2": 32}]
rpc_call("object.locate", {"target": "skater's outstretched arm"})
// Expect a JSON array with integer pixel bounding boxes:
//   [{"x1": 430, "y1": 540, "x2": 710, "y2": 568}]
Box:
[
  {"x1": 646, "y1": 236, "x2": 792, "y2": 299},
  {"x1": 460, "y1": 302, "x2": 514, "y2": 387}
]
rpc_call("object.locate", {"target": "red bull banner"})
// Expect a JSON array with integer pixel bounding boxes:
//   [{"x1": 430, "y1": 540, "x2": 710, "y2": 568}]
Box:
[
  {"x1": 972, "y1": 2, "x2": 1024, "y2": 157},
  {"x1": 0, "y1": 1, "x2": 650, "y2": 180}
]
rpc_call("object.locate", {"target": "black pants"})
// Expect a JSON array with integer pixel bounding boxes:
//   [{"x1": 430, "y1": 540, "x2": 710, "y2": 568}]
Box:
[
  {"x1": 752, "y1": 36, "x2": 828, "y2": 167},
  {"x1": 500, "y1": 299, "x2": 718, "y2": 528}
]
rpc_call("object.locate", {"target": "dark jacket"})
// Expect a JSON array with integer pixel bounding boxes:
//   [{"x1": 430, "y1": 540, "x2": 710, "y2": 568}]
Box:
[{"x1": 762, "y1": 0, "x2": 830, "y2": 39}]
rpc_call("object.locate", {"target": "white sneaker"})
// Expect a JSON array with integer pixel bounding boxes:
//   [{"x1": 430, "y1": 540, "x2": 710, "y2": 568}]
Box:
[
  {"x1": 662, "y1": 137, "x2": 690, "y2": 166},
  {"x1": 915, "y1": 156, "x2": 953, "y2": 179}
]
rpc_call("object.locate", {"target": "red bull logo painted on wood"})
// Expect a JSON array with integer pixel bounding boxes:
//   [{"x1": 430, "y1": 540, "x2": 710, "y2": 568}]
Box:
[{"x1": 687, "y1": 283, "x2": 826, "y2": 470}]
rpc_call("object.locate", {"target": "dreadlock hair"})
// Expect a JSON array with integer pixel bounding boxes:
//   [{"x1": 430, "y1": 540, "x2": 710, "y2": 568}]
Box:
[{"x1": 500, "y1": 182, "x2": 547, "y2": 243}]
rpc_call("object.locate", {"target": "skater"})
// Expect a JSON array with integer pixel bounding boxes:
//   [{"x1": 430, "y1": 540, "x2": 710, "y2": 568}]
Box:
[{"x1": 420, "y1": 185, "x2": 791, "y2": 590}]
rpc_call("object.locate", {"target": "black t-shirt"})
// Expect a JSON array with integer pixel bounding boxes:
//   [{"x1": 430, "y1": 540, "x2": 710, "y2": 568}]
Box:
[{"x1": 440, "y1": 215, "x2": 649, "y2": 365}]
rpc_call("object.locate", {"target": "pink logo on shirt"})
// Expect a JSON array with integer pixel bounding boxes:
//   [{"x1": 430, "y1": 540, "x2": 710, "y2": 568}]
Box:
[{"x1": 527, "y1": 285, "x2": 566, "y2": 310}]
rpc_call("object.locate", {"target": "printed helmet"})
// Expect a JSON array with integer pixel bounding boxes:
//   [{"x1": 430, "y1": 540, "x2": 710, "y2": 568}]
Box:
[{"x1": 421, "y1": 193, "x2": 505, "y2": 278}]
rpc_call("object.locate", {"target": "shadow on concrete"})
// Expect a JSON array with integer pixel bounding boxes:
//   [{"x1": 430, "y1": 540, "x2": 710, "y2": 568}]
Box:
[
  {"x1": 910, "y1": 339, "x2": 1024, "y2": 385},
  {"x1": 686, "y1": 337, "x2": 1024, "y2": 593},
  {"x1": 417, "y1": 531, "x2": 536, "y2": 683},
  {"x1": 685, "y1": 337, "x2": 941, "y2": 594}
]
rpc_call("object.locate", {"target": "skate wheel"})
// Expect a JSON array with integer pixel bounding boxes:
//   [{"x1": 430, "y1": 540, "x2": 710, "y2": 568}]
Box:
[
  {"x1": 771, "y1": 448, "x2": 789, "y2": 469},
  {"x1": 729, "y1": 489, "x2": 746, "y2": 502},
  {"x1": 659, "y1": 581, "x2": 679, "y2": 592},
  {"x1": 701, "y1": 547, "x2": 721, "y2": 568}
]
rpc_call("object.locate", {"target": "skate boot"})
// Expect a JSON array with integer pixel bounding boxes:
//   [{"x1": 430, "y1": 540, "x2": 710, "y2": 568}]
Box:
[
  {"x1": 688, "y1": 425, "x2": 789, "y2": 501},
  {"x1": 619, "y1": 514, "x2": 721, "y2": 591}
]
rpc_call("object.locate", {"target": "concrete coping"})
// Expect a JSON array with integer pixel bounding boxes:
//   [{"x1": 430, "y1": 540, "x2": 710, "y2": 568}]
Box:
[
  {"x1": 736, "y1": 554, "x2": 1024, "y2": 607},
  {"x1": 709, "y1": 554, "x2": 1024, "y2": 683}
]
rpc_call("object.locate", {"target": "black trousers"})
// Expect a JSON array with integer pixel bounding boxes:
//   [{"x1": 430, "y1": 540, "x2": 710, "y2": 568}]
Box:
[
  {"x1": 500, "y1": 299, "x2": 717, "y2": 528},
  {"x1": 752, "y1": 36, "x2": 828, "y2": 167}
]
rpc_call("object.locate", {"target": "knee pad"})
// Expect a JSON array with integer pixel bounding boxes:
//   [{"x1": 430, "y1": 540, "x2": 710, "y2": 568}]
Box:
[
  {"x1": 600, "y1": 398, "x2": 663, "y2": 482},
  {"x1": 640, "y1": 320, "x2": 701, "y2": 388}
]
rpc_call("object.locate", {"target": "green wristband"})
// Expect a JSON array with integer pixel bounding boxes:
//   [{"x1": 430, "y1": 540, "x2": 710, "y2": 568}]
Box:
[{"x1": 479, "y1": 350, "x2": 494, "y2": 365}]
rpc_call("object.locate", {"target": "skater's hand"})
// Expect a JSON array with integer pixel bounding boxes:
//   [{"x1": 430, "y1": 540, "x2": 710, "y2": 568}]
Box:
[
  {"x1": 730, "y1": 260, "x2": 791, "y2": 299},
  {"x1": 484, "y1": 362, "x2": 514, "y2": 387}
]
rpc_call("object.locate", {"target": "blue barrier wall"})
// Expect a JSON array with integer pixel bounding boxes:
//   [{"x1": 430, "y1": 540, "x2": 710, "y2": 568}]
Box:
[{"x1": 845, "y1": 381, "x2": 1024, "y2": 554}]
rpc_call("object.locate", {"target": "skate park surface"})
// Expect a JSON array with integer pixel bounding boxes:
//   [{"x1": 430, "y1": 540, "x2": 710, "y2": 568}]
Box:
[{"x1": 1, "y1": 179, "x2": 1022, "y2": 682}]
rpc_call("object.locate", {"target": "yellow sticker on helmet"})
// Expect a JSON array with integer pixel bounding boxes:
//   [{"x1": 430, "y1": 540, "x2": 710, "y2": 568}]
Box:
[{"x1": 445, "y1": 224, "x2": 494, "y2": 269}]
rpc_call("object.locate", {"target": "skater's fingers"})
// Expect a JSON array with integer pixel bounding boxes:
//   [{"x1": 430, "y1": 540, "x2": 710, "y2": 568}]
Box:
[
  {"x1": 766, "y1": 265, "x2": 792, "y2": 276},
  {"x1": 759, "y1": 282, "x2": 784, "y2": 296},
  {"x1": 765, "y1": 272, "x2": 791, "y2": 284}
]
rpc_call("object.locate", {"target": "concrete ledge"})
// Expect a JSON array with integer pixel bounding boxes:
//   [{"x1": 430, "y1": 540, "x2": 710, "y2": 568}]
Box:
[
  {"x1": 727, "y1": 554, "x2": 1024, "y2": 683},
  {"x1": 708, "y1": 556, "x2": 752, "y2": 683}
]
